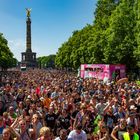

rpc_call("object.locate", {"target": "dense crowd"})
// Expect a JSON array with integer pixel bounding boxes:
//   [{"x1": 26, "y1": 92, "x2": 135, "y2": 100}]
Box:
[{"x1": 0, "y1": 69, "x2": 139, "y2": 140}]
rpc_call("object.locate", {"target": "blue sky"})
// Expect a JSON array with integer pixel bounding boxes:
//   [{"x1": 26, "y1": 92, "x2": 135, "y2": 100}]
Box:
[{"x1": 0, "y1": 0, "x2": 97, "y2": 61}]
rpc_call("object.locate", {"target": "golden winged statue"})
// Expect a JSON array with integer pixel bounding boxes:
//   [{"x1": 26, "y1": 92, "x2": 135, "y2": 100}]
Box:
[{"x1": 26, "y1": 8, "x2": 32, "y2": 17}]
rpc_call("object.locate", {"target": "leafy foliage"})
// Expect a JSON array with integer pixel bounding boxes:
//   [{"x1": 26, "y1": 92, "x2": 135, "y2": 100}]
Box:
[
  {"x1": 0, "y1": 33, "x2": 17, "y2": 70},
  {"x1": 55, "y1": 0, "x2": 140, "y2": 70},
  {"x1": 103, "y1": 0, "x2": 137, "y2": 69},
  {"x1": 134, "y1": 0, "x2": 140, "y2": 67},
  {"x1": 37, "y1": 55, "x2": 56, "y2": 68}
]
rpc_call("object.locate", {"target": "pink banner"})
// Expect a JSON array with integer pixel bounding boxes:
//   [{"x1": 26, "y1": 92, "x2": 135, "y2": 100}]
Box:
[{"x1": 80, "y1": 64, "x2": 125, "y2": 80}]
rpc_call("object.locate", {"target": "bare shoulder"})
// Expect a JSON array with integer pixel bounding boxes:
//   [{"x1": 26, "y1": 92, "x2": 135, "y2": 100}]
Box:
[{"x1": 113, "y1": 125, "x2": 119, "y2": 132}]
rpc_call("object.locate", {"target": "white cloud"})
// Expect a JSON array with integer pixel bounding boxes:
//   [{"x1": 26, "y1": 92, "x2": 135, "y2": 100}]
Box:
[{"x1": 8, "y1": 39, "x2": 25, "y2": 61}]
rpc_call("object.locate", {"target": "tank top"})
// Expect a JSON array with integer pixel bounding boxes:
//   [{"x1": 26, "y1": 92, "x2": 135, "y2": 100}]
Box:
[{"x1": 117, "y1": 125, "x2": 127, "y2": 139}]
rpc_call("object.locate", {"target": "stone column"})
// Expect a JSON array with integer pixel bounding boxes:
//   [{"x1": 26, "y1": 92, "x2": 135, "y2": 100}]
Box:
[{"x1": 26, "y1": 17, "x2": 32, "y2": 52}]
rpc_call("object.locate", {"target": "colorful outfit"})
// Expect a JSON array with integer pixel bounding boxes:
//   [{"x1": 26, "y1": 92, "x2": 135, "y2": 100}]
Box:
[{"x1": 123, "y1": 132, "x2": 139, "y2": 140}]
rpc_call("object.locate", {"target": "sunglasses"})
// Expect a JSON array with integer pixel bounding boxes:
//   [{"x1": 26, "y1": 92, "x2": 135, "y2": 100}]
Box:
[
  {"x1": 102, "y1": 126, "x2": 107, "y2": 129},
  {"x1": 20, "y1": 123, "x2": 26, "y2": 126},
  {"x1": 33, "y1": 117, "x2": 39, "y2": 119}
]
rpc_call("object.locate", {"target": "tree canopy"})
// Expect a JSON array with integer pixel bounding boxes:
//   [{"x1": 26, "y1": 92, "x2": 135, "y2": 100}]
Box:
[
  {"x1": 55, "y1": 0, "x2": 140, "y2": 70},
  {"x1": 0, "y1": 33, "x2": 17, "y2": 70},
  {"x1": 37, "y1": 54, "x2": 56, "y2": 68}
]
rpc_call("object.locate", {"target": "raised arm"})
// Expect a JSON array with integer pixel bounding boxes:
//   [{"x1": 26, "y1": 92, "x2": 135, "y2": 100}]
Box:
[
  {"x1": 9, "y1": 126, "x2": 20, "y2": 140},
  {"x1": 111, "y1": 125, "x2": 119, "y2": 140},
  {"x1": 103, "y1": 100, "x2": 114, "y2": 114}
]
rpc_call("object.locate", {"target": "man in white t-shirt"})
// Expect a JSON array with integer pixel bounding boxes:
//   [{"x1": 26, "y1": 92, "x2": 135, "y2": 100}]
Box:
[{"x1": 67, "y1": 124, "x2": 87, "y2": 140}]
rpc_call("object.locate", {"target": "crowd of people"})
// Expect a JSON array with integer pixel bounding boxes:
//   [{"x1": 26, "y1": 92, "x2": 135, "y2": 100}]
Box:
[{"x1": 0, "y1": 69, "x2": 139, "y2": 140}]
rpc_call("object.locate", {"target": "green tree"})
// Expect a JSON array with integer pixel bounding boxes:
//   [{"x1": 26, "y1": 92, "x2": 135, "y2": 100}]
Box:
[
  {"x1": 134, "y1": 0, "x2": 140, "y2": 67},
  {"x1": 37, "y1": 55, "x2": 56, "y2": 68},
  {"x1": 0, "y1": 33, "x2": 16, "y2": 70},
  {"x1": 56, "y1": 0, "x2": 140, "y2": 70},
  {"x1": 90, "y1": 0, "x2": 118, "y2": 63},
  {"x1": 56, "y1": 25, "x2": 94, "y2": 69},
  {"x1": 103, "y1": 0, "x2": 137, "y2": 69}
]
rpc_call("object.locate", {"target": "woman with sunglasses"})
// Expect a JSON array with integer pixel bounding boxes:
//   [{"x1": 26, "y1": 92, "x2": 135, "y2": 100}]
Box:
[
  {"x1": 18, "y1": 120, "x2": 31, "y2": 140},
  {"x1": 10, "y1": 116, "x2": 35, "y2": 140},
  {"x1": 32, "y1": 114, "x2": 42, "y2": 139}
]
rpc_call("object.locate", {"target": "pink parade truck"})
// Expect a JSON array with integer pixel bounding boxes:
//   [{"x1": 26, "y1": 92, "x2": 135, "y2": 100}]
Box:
[{"x1": 79, "y1": 64, "x2": 126, "y2": 80}]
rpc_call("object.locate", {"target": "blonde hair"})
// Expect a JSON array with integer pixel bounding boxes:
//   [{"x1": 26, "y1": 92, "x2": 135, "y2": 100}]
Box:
[
  {"x1": 80, "y1": 103, "x2": 86, "y2": 109},
  {"x1": 2, "y1": 128, "x2": 11, "y2": 138},
  {"x1": 3, "y1": 128, "x2": 10, "y2": 133},
  {"x1": 3, "y1": 112, "x2": 8, "y2": 116},
  {"x1": 32, "y1": 114, "x2": 38, "y2": 118},
  {"x1": 39, "y1": 127, "x2": 50, "y2": 136}
]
